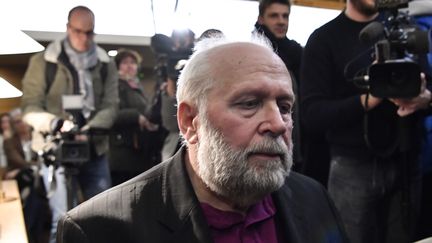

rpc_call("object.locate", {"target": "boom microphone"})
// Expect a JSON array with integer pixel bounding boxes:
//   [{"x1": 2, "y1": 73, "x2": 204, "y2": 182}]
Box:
[{"x1": 359, "y1": 21, "x2": 385, "y2": 46}]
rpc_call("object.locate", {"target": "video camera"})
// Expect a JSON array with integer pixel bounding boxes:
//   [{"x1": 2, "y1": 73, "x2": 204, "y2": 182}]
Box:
[
  {"x1": 41, "y1": 119, "x2": 90, "y2": 168},
  {"x1": 150, "y1": 29, "x2": 195, "y2": 83},
  {"x1": 359, "y1": 0, "x2": 429, "y2": 98},
  {"x1": 40, "y1": 95, "x2": 91, "y2": 167}
]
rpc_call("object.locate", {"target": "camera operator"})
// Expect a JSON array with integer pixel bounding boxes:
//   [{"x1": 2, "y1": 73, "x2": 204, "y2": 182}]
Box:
[
  {"x1": 150, "y1": 29, "x2": 195, "y2": 160},
  {"x1": 300, "y1": 0, "x2": 430, "y2": 242},
  {"x1": 21, "y1": 6, "x2": 118, "y2": 243}
]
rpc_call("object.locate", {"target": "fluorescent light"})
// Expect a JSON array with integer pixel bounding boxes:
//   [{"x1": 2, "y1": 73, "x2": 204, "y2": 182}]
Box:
[
  {"x1": 108, "y1": 50, "x2": 118, "y2": 57},
  {"x1": 0, "y1": 77, "x2": 23, "y2": 98},
  {"x1": 0, "y1": 27, "x2": 44, "y2": 55}
]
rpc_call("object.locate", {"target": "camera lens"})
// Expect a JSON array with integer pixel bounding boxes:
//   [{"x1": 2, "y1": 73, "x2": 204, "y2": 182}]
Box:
[{"x1": 67, "y1": 148, "x2": 80, "y2": 158}]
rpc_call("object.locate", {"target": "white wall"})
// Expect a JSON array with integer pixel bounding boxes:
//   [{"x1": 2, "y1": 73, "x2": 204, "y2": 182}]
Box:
[{"x1": 1, "y1": 0, "x2": 341, "y2": 46}]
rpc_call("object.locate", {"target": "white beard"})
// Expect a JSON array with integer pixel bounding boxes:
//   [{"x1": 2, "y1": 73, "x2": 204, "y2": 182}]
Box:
[{"x1": 196, "y1": 113, "x2": 293, "y2": 207}]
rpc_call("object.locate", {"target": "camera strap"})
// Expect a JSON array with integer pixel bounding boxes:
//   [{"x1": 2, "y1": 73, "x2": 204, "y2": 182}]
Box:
[{"x1": 363, "y1": 93, "x2": 400, "y2": 157}]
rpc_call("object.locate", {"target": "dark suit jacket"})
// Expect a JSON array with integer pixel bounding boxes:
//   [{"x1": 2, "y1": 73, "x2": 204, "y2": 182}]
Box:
[{"x1": 57, "y1": 147, "x2": 348, "y2": 243}]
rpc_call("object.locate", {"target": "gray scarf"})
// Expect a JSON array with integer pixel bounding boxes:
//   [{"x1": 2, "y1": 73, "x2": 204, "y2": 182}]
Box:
[{"x1": 63, "y1": 39, "x2": 98, "y2": 119}]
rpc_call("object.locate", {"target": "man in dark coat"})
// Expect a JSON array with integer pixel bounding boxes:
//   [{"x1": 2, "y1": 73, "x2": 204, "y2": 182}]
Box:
[
  {"x1": 57, "y1": 36, "x2": 347, "y2": 243},
  {"x1": 254, "y1": 0, "x2": 330, "y2": 185}
]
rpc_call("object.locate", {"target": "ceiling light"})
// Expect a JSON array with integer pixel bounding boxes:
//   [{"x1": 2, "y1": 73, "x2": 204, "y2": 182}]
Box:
[{"x1": 0, "y1": 77, "x2": 23, "y2": 98}]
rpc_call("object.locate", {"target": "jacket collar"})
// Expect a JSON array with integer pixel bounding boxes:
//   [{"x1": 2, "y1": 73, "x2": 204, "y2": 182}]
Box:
[
  {"x1": 44, "y1": 38, "x2": 110, "y2": 63},
  {"x1": 272, "y1": 180, "x2": 304, "y2": 243},
  {"x1": 156, "y1": 146, "x2": 214, "y2": 243}
]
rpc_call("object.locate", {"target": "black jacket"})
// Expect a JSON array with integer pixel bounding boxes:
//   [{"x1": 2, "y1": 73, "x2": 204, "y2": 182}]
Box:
[
  {"x1": 109, "y1": 80, "x2": 164, "y2": 173},
  {"x1": 57, "y1": 147, "x2": 348, "y2": 243}
]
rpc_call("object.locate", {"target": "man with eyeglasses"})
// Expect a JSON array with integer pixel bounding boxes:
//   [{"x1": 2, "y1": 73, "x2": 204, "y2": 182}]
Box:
[{"x1": 21, "y1": 5, "x2": 118, "y2": 243}]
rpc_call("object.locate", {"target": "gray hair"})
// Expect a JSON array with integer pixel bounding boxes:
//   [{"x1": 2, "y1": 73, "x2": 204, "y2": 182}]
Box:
[{"x1": 176, "y1": 33, "x2": 274, "y2": 113}]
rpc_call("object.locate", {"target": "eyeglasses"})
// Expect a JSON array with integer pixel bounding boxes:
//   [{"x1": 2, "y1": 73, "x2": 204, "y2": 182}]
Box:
[{"x1": 68, "y1": 24, "x2": 95, "y2": 37}]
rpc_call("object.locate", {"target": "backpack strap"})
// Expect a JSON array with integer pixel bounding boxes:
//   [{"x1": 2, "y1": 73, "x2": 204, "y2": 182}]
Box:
[
  {"x1": 44, "y1": 61, "x2": 108, "y2": 94},
  {"x1": 45, "y1": 61, "x2": 58, "y2": 94},
  {"x1": 100, "y1": 62, "x2": 108, "y2": 82}
]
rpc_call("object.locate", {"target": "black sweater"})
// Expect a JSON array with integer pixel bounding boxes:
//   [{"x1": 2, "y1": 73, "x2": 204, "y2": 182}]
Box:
[{"x1": 300, "y1": 12, "x2": 422, "y2": 157}]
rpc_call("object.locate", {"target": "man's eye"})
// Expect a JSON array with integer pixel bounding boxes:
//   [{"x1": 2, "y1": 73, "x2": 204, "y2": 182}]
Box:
[
  {"x1": 239, "y1": 100, "x2": 259, "y2": 109},
  {"x1": 279, "y1": 103, "x2": 292, "y2": 114}
]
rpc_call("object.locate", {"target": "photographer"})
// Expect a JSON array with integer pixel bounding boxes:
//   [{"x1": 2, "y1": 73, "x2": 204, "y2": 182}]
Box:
[
  {"x1": 300, "y1": 0, "x2": 430, "y2": 242},
  {"x1": 21, "y1": 6, "x2": 118, "y2": 243},
  {"x1": 150, "y1": 29, "x2": 194, "y2": 160}
]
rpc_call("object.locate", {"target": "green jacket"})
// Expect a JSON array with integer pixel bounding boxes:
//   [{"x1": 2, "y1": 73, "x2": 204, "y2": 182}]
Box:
[{"x1": 21, "y1": 39, "x2": 119, "y2": 156}]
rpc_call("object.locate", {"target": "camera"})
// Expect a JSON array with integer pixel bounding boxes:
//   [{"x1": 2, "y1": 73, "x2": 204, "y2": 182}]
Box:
[
  {"x1": 40, "y1": 96, "x2": 91, "y2": 167},
  {"x1": 150, "y1": 29, "x2": 195, "y2": 83},
  {"x1": 54, "y1": 129, "x2": 90, "y2": 165},
  {"x1": 359, "y1": 0, "x2": 429, "y2": 98},
  {"x1": 149, "y1": 29, "x2": 194, "y2": 125},
  {"x1": 41, "y1": 119, "x2": 90, "y2": 167}
]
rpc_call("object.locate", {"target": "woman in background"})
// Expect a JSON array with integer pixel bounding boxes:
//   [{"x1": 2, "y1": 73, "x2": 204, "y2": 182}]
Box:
[{"x1": 109, "y1": 49, "x2": 162, "y2": 186}]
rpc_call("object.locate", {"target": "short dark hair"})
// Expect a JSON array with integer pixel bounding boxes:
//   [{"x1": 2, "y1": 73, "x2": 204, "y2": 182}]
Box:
[
  {"x1": 258, "y1": 0, "x2": 291, "y2": 17},
  {"x1": 68, "y1": 5, "x2": 94, "y2": 22}
]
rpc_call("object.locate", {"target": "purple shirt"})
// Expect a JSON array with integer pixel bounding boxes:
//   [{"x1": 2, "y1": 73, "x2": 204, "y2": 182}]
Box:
[{"x1": 200, "y1": 195, "x2": 279, "y2": 243}]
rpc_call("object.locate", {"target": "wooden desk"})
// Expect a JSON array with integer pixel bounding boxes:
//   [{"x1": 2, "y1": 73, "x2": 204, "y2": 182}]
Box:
[{"x1": 0, "y1": 180, "x2": 28, "y2": 243}]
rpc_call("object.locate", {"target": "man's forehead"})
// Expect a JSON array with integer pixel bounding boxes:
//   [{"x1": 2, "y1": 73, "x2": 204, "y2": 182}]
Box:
[
  {"x1": 208, "y1": 42, "x2": 279, "y2": 67},
  {"x1": 206, "y1": 43, "x2": 292, "y2": 91}
]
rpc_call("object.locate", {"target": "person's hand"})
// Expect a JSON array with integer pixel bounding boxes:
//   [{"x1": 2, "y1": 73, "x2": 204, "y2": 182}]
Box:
[
  {"x1": 159, "y1": 82, "x2": 168, "y2": 91},
  {"x1": 60, "y1": 120, "x2": 75, "y2": 132},
  {"x1": 360, "y1": 93, "x2": 382, "y2": 111},
  {"x1": 139, "y1": 115, "x2": 159, "y2": 131},
  {"x1": 74, "y1": 134, "x2": 89, "y2": 142},
  {"x1": 389, "y1": 73, "x2": 431, "y2": 117}
]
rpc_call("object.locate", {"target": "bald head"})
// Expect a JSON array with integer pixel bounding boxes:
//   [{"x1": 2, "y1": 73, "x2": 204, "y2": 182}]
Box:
[
  {"x1": 177, "y1": 36, "x2": 292, "y2": 112},
  {"x1": 66, "y1": 6, "x2": 95, "y2": 52},
  {"x1": 208, "y1": 42, "x2": 289, "y2": 87}
]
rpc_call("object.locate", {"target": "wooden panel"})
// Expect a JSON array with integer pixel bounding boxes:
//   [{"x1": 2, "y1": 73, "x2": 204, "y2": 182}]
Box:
[{"x1": 293, "y1": 0, "x2": 345, "y2": 10}]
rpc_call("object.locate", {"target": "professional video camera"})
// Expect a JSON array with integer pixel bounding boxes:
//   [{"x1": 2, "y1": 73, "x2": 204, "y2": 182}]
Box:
[
  {"x1": 149, "y1": 29, "x2": 194, "y2": 125},
  {"x1": 43, "y1": 126, "x2": 89, "y2": 167},
  {"x1": 40, "y1": 95, "x2": 91, "y2": 167},
  {"x1": 41, "y1": 119, "x2": 90, "y2": 168},
  {"x1": 359, "y1": 0, "x2": 429, "y2": 98},
  {"x1": 150, "y1": 29, "x2": 195, "y2": 83}
]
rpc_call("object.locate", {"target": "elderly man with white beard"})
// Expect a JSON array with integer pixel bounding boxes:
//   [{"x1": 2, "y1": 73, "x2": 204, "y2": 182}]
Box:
[{"x1": 56, "y1": 35, "x2": 348, "y2": 243}]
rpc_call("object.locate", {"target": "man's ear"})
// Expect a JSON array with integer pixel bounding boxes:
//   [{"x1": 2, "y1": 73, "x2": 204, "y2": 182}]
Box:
[
  {"x1": 257, "y1": 16, "x2": 264, "y2": 24},
  {"x1": 178, "y1": 102, "x2": 199, "y2": 144}
]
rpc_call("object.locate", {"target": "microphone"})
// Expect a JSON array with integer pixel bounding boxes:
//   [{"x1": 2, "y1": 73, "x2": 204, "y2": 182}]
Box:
[{"x1": 359, "y1": 21, "x2": 385, "y2": 46}]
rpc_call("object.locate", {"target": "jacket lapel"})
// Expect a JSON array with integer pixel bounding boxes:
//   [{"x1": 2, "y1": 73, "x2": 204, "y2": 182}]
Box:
[
  {"x1": 273, "y1": 181, "x2": 304, "y2": 243},
  {"x1": 157, "y1": 147, "x2": 213, "y2": 243}
]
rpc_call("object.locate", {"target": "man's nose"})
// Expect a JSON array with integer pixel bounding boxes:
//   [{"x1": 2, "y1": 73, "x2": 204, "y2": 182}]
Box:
[
  {"x1": 258, "y1": 103, "x2": 290, "y2": 137},
  {"x1": 276, "y1": 15, "x2": 286, "y2": 24}
]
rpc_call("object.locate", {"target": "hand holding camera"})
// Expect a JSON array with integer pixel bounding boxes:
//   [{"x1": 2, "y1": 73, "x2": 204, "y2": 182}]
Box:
[{"x1": 389, "y1": 73, "x2": 432, "y2": 116}]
